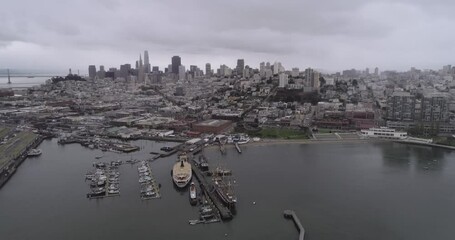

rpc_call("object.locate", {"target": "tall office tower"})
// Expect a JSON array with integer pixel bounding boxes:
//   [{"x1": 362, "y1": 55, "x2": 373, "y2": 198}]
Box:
[
  {"x1": 259, "y1": 62, "x2": 265, "y2": 71},
  {"x1": 266, "y1": 62, "x2": 271, "y2": 69},
  {"x1": 152, "y1": 66, "x2": 159, "y2": 72},
  {"x1": 386, "y1": 92, "x2": 416, "y2": 121},
  {"x1": 144, "y1": 50, "x2": 151, "y2": 73},
  {"x1": 138, "y1": 54, "x2": 145, "y2": 82},
  {"x1": 421, "y1": 95, "x2": 449, "y2": 122},
  {"x1": 205, "y1": 63, "x2": 211, "y2": 77},
  {"x1": 178, "y1": 65, "x2": 186, "y2": 81},
  {"x1": 172, "y1": 56, "x2": 181, "y2": 74},
  {"x1": 312, "y1": 71, "x2": 320, "y2": 89},
  {"x1": 365, "y1": 68, "x2": 370, "y2": 75},
  {"x1": 236, "y1": 59, "x2": 244, "y2": 75},
  {"x1": 291, "y1": 68, "x2": 299, "y2": 78},
  {"x1": 273, "y1": 62, "x2": 282, "y2": 75},
  {"x1": 97, "y1": 65, "x2": 106, "y2": 79},
  {"x1": 374, "y1": 67, "x2": 379, "y2": 76},
  {"x1": 304, "y1": 68, "x2": 313, "y2": 87},
  {"x1": 88, "y1": 65, "x2": 97, "y2": 79},
  {"x1": 120, "y1": 64, "x2": 131, "y2": 80},
  {"x1": 279, "y1": 73, "x2": 288, "y2": 88}
]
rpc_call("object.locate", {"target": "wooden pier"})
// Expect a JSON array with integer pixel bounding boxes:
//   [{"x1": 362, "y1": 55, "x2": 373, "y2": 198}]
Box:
[
  {"x1": 284, "y1": 210, "x2": 305, "y2": 240},
  {"x1": 191, "y1": 160, "x2": 232, "y2": 220}
]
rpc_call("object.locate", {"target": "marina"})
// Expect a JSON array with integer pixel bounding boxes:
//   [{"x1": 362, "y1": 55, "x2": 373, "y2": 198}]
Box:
[
  {"x1": 138, "y1": 161, "x2": 161, "y2": 200},
  {"x1": 86, "y1": 161, "x2": 121, "y2": 199}
]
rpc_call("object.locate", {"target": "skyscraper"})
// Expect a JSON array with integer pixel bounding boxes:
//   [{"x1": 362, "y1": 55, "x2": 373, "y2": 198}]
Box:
[
  {"x1": 236, "y1": 59, "x2": 244, "y2": 75},
  {"x1": 88, "y1": 65, "x2": 97, "y2": 79},
  {"x1": 374, "y1": 67, "x2": 379, "y2": 76},
  {"x1": 97, "y1": 65, "x2": 105, "y2": 79},
  {"x1": 178, "y1": 65, "x2": 186, "y2": 81},
  {"x1": 172, "y1": 56, "x2": 181, "y2": 74},
  {"x1": 205, "y1": 63, "x2": 211, "y2": 77},
  {"x1": 144, "y1": 51, "x2": 151, "y2": 73}
]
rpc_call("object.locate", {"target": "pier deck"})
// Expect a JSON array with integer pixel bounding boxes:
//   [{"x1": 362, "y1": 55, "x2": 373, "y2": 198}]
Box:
[
  {"x1": 191, "y1": 160, "x2": 232, "y2": 220},
  {"x1": 234, "y1": 142, "x2": 242, "y2": 153},
  {"x1": 284, "y1": 210, "x2": 305, "y2": 240}
]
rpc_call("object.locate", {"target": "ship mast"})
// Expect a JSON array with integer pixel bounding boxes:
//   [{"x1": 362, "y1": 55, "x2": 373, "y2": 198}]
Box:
[{"x1": 7, "y1": 68, "x2": 11, "y2": 84}]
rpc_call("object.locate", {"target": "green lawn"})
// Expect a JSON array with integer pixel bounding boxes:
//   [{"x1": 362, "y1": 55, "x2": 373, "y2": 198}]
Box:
[
  {"x1": 433, "y1": 137, "x2": 455, "y2": 147},
  {"x1": 250, "y1": 128, "x2": 310, "y2": 139},
  {"x1": 0, "y1": 131, "x2": 38, "y2": 168}
]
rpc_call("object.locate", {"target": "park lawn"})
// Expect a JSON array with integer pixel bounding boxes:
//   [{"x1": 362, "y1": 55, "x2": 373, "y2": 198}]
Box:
[{"x1": 253, "y1": 128, "x2": 310, "y2": 139}]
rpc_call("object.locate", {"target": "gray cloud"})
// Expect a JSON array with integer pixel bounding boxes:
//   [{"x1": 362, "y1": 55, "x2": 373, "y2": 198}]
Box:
[{"x1": 1, "y1": 0, "x2": 455, "y2": 72}]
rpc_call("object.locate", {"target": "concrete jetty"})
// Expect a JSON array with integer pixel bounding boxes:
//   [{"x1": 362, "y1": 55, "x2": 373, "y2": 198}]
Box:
[
  {"x1": 284, "y1": 210, "x2": 305, "y2": 240},
  {"x1": 234, "y1": 142, "x2": 242, "y2": 153},
  {"x1": 191, "y1": 160, "x2": 232, "y2": 220}
]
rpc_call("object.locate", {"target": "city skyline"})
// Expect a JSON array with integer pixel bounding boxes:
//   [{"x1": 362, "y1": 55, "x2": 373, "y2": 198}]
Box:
[{"x1": 1, "y1": 0, "x2": 455, "y2": 72}]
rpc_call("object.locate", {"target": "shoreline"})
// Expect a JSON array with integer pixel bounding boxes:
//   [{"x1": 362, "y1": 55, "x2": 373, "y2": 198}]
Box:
[
  {"x1": 204, "y1": 138, "x2": 455, "y2": 151},
  {"x1": 205, "y1": 138, "x2": 386, "y2": 150}
]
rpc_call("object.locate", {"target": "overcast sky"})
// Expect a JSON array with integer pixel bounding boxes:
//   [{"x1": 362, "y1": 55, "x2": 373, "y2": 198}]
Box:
[{"x1": 1, "y1": 0, "x2": 455, "y2": 74}]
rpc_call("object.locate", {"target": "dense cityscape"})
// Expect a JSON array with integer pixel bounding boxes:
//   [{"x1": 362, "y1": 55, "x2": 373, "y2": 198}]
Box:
[{"x1": 2, "y1": 53, "x2": 455, "y2": 230}]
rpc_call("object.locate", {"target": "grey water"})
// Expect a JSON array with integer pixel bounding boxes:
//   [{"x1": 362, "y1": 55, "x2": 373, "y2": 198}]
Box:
[
  {"x1": 1, "y1": 140, "x2": 455, "y2": 240},
  {"x1": 0, "y1": 76, "x2": 52, "y2": 88}
]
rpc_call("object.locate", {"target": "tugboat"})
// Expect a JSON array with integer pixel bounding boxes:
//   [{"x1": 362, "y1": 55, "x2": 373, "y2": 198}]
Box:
[
  {"x1": 172, "y1": 153, "x2": 192, "y2": 188},
  {"x1": 189, "y1": 182, "x2": 197, "y2": 205},
  {"x1": 27, "y1": 149, "x2": 42, "y2": 157}
]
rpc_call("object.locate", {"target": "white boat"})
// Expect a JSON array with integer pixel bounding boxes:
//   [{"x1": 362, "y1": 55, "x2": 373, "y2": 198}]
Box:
[
  {"x1": 360, "y1": 127, "x2": 407, "y2": 139},
  {"x1": 189, "y1": 182, "x2": 197, "y2": 205},
  {"x1": 27, "y1": 149, "x2": 42, "y2": 157},
  {"x1": 172, "y1": 153, "x2": 192, "y2": 188}
]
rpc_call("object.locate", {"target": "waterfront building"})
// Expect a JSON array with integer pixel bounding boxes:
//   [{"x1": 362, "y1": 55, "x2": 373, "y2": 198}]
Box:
[
  {"x1": 421, "y1": 95, "x2": 449, "y2": 122},
  {"x1": 386, "y1": 92, "x2": 416, "y2": 121}
]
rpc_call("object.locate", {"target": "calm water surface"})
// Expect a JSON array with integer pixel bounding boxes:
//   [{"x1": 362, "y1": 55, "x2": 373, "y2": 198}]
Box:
[{"x1": 0, "y1": 140, "x2": 454, "y2": 240}]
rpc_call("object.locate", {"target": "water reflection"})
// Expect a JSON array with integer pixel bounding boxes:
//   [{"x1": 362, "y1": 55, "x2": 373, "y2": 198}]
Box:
[
  {"x1": 411, "y1": 145, "x2": 447, "y2": 172},
  {"x1": 381, "y1": 142, "x2": 412, "y2": 169},
  {"x1": 381, "y1": 142, "x2": 449, "y2": 172}
]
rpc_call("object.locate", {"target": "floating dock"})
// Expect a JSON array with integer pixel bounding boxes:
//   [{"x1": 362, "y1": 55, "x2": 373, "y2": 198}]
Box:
[
  {"x1": 138, "y1": 161, "x2": 161, "y2": 200},
  {"x1": 284, "y1": 210, "x2": 305, "y2": 240},
  {"x1": 191, "y1": 160, "x2": 232, "y2": 220}
]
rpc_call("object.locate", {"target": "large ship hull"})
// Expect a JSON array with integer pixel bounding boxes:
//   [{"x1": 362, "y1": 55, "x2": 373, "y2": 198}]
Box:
[
  {"x1": 213, "y1": 180, "x2": 237, "y2": 206},
  {"x1": 172, "y1": 174, "x2": 192, "y2": 188}
]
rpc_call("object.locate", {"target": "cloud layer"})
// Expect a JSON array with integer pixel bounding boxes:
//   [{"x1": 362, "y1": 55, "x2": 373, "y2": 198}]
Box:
[{"x1": 1, "y1": 0, "x2": 455, "y2": 73}]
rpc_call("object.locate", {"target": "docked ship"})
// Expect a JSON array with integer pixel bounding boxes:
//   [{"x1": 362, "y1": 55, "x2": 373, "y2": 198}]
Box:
[
  {"x1": 27, "y1": 149, "x2": 42, "y2": 157},
  {"x1": 189, "y1": 182, "x2": 197, "y2": 205},
  {"x1": 172, "y1": 153, "x2": 192, "y2": 188},
  {"x1": 213, "y1": 177, "x2": 237, "y2": 206}
]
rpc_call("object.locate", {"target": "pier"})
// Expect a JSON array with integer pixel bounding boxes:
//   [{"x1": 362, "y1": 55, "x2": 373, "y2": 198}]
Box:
[
  {"x1": 219, "y1": 143, "x2": 226, "y2": 155},
  {"x1": 234, "y1": 142, "x2": 242, "y2": 153},
  {"x1": 284, "y1": 210, "x2": 305, "y2": 240},
  {"x1": 191, "y1": 160, "x2": 232, "y2": 220}
]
